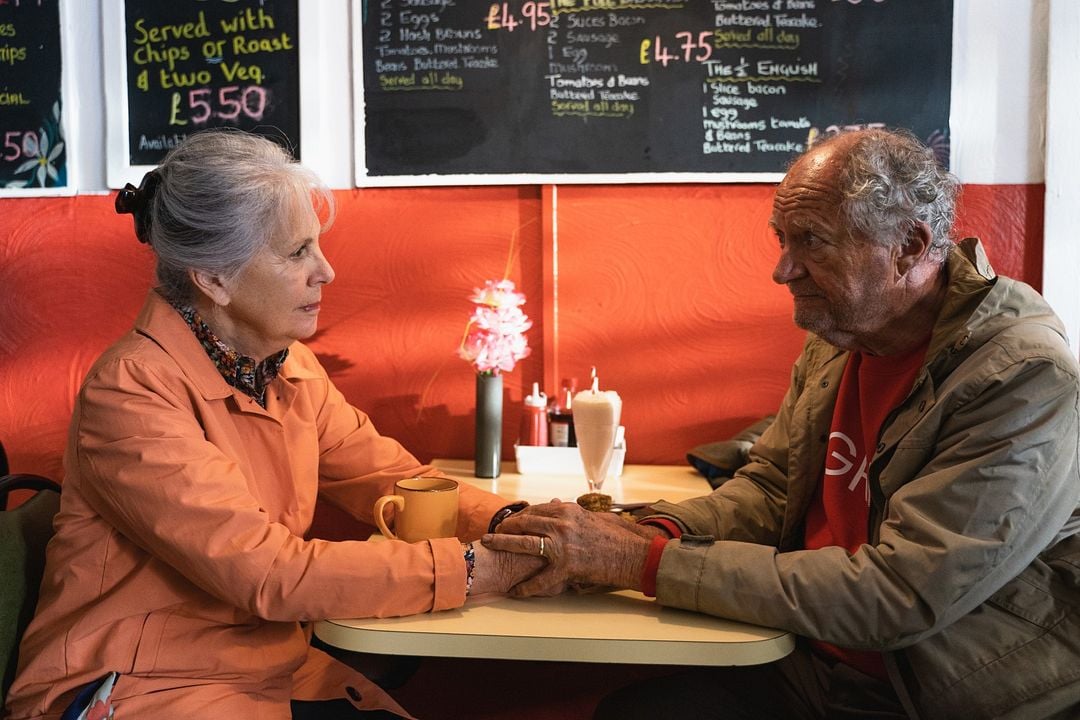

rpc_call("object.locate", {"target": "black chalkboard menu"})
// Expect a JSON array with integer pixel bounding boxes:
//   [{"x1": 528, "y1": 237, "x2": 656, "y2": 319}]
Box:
[
  {"x1": 358, "y1": 0, "x2": 952, "y2": 183},
  {"x1": 0, "y1": 0, "x2": 68, "y2": 192},
  {"x1": 122, "y1": 0, "x2": 300, "y2": 166}
]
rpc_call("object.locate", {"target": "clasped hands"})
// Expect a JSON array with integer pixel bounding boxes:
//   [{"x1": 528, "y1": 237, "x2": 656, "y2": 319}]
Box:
[{"x1": 474, "y1": 499, "x2": 665, "y2": 597}]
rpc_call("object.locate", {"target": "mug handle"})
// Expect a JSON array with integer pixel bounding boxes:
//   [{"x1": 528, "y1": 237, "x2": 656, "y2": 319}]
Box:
[{"x1": 374, "y1": 495, "x2": 406, "y2": 540}]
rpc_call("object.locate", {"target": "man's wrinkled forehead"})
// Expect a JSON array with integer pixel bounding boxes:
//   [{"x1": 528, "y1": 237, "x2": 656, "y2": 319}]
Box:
[{"x1": 769, "y1": 148, "x2": 844, "y2": 226}]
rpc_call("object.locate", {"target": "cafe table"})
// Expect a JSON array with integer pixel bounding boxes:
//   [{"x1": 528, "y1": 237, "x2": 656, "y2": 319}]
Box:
[
  {"x1": 314, "y1": 461, "x2": 795, "y2": 667},
  {"x1": 431, "y1": 458, "x2": 714, "y2": 506}
]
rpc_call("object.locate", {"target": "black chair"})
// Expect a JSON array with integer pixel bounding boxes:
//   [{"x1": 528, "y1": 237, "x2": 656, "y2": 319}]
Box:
[{"x1": 0, "y1": 473, "x2": 61, "y2": 709}]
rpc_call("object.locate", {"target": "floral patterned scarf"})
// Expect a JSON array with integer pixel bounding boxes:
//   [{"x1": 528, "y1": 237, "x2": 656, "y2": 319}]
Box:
[{"x1": 170, "y1": 301, "x2": 288, "y2": 408}]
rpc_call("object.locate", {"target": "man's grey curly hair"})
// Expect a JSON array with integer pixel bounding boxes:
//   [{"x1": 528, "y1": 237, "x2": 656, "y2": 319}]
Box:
[{"x1": 815, "y1": 128, "x2": 959, "y2": 260}]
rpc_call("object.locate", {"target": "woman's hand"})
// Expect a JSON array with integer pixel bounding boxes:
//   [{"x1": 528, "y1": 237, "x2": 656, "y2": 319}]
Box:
[
  {"x1": 480, "y1": 500, "x2": 658, "y2": 597},
  {"x1": 465, "y1": 541, "x2": 548, "y2": 597}
]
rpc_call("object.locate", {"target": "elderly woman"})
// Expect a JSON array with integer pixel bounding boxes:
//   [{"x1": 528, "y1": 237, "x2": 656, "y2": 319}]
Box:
[{"x1": 3, "y1": 129, "x2": 540, "y2": 719}]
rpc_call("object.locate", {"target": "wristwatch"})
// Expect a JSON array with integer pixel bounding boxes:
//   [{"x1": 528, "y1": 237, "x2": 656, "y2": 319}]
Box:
[{"x1": 487, "y1": 501, "x2": 529, "y2": 534}]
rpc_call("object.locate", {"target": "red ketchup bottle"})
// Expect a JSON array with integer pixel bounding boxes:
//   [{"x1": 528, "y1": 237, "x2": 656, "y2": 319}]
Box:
[{"x1": 519, "y1": 382, "x2": 549, "y2": 447}]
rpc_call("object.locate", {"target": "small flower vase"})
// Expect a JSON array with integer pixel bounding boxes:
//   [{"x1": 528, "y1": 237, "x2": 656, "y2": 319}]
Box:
[{"x1": 474, "y1": 372, "x2": 503, "y2": 478}]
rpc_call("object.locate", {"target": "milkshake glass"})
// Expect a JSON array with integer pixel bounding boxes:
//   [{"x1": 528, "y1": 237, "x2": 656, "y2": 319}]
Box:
[{"x1": 573, "y1": 378, "x2": 622, "y2": 493}]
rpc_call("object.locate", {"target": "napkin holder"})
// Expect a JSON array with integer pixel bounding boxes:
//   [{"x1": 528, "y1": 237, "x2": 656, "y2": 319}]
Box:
[{"x1": 514, "y1": 441, "x2": 626, "y2": 477}]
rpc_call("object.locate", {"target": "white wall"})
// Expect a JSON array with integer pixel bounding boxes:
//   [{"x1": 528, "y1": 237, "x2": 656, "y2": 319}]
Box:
[
  {"x1": 950, "y1": 0, "x2": 1047, "y2": 184},
  {"x1": 58, "y1": 1, "x2": 105, "y2": 192},
  {"x1": 1043, "y1": 0, "x2": 1080, "y2": 353}
]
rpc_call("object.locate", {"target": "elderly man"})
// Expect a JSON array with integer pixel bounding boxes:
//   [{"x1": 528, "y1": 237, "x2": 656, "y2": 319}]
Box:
[{"x1": 486, "y1": 128, "x2": 1080, "y2": 720}]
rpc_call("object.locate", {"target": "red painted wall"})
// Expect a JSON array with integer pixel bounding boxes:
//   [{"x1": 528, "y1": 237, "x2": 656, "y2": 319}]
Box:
[{"x1": 0, "y1": 183, "x2": 1043, "y2": 484}]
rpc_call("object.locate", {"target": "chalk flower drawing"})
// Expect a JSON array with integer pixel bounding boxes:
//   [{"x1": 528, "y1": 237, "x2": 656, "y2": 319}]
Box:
[{"x1": 8, "y1": 102, "x2": 66, "y2": 189}]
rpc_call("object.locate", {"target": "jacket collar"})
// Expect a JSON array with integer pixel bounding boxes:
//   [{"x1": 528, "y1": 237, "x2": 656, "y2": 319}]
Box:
[
  {"x1": 132, "y1": 291, "x2": 322, "y2": 403},
  {"x1": 923, "y1": 237, "x2": 996, "y2": 369},
  {"x1": 925, "y1": 237, "x2": 1068, "y2": 379},
  {"x1": 134, "y1": 290, "x2": 235, "y2": 401}
]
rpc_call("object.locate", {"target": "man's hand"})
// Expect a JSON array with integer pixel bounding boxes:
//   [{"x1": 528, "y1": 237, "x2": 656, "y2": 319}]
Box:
[{"x1": 480, "y1": 500, "x2": 657, "y2": 597}]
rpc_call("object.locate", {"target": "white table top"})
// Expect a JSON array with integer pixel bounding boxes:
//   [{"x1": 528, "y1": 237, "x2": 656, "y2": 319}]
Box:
[
  {"x1": 317, "y1": 589, "x2": 794, "y2": 667},
  {"x1": 432, "y1": 458, "x2": 713, "y2": 506},
  {"x1": 315, "y1": 460, "x2": 794, "y2": 667}
]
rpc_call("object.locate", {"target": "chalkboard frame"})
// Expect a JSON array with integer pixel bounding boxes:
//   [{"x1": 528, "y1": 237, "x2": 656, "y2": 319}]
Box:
[
  {"x1": 102, "y1": 0, "x2": 324, "y2": 189},
  {"x1": 0, "y1": 0, "x2": 78, "y2": 198},
  {"x1": 351, "y1": 0, "x2": 952, "y2": 188}
]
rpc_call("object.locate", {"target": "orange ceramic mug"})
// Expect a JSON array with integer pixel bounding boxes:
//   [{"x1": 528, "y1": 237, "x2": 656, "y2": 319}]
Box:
[{"x1": 374, "y1": 477, "x2": 459, "y2": 542}]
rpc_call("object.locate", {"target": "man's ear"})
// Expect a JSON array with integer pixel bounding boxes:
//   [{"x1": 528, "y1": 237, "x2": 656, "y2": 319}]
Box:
[
  {"x1": 896, "y1": 221, "x2": 933, "y2": 276},
  {"x1": 189, "y1": 268, "x2": 232, "y2": 307}
]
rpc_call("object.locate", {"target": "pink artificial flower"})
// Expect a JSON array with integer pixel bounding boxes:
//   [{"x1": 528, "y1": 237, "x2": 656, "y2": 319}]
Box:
[
  {"x1": 458, "y1": 279, "x2": 532, "y2": 374},
  {"x1": 468, "y1": 279, "x2": 526, "y2": 308}
]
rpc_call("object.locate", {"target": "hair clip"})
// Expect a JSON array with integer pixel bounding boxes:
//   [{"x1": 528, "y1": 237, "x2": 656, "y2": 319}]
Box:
[{"x1": 114, "y1": 170, "x2": 161, "y2": 244}]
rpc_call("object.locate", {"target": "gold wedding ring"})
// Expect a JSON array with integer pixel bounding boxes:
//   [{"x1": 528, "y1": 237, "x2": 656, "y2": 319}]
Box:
[{"x1": 538, "y1": 536, "x2": 546, "y2": 557}]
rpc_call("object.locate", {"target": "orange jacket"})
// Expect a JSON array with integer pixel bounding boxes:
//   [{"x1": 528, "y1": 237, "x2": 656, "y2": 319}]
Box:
[{"x1": 4, "y1": 291, "x2": 505, "y2": 719}]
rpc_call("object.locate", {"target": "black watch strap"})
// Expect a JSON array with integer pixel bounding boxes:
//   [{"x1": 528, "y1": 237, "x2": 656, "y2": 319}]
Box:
[{"x1": 487, "y1": 501, "x2": 529, "y2": 534}]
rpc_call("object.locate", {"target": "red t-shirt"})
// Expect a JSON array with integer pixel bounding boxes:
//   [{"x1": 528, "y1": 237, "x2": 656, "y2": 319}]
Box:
[{"x1": 803, "y1": 343, "x2": 927, "y2": 680}]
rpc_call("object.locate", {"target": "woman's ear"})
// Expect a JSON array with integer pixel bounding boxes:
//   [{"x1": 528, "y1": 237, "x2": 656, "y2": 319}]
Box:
[
  {"x1": 896, "y1": 221, "x2": 933, "y2": 276},
  {"x1": 188, "y1": 268, "x2": 232, "y2": 307}
]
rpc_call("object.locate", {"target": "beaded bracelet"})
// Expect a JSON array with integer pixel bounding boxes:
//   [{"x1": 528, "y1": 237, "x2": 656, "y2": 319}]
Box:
[{"x1": 463, "y1": 542, "x2": 476, "y2": 596}]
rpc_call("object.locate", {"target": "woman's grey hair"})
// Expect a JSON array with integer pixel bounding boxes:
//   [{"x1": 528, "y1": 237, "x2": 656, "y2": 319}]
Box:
[
  {"x1": 143, "y1": 129, "x2": 334, "y2": 305},
  {"x1": 818, "y1": 128, "x2": 959, "y2": 259}
]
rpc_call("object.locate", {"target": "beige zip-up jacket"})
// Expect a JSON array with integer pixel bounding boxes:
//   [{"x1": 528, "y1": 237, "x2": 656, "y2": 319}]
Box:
[{"x1": 649, "y1": 238, "x2": 1080, "y2": 720}]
